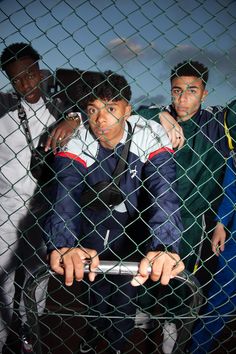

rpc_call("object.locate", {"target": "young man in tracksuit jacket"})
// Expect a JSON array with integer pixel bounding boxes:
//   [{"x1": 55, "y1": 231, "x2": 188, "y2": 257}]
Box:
[
  {"x1": 44, "y1": 70, "x2": 184, "y2": 354},
  {"x1": 137, "y1": 60, "x2": 236, "y2": 353},
  {"x1": 0, "y1": 42, "x2": 80, "y2": 353},
  {"x1": 190, "y1": 154, "x2": 236, "y2": 353}
]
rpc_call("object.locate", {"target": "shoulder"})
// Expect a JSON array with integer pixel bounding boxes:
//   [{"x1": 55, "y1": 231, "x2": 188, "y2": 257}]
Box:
[
  {"x1": 130, "y1": 114, "x2": 169, "y2": 139},
  {"x1": 44, "y1": 95, "x2": 65, "y2": 119},
  {"x1": 0, "y1": 91, "x2": 18, "y2": 106},
  {"x1": 199, "y1": 106, "x2": 225, "y2": 127},
  {"x1": 203, "y1": 105, "x2": 224, "y2": 115},
  {"x1": 0, "y1": 92, "x2": 18, "y2": 118},
  {"x1": 129, "y1": 115, "x2": 172, "y2": 159},
  {"x1": 136, "y1": 105, "x2": 163, "y2": 120}
]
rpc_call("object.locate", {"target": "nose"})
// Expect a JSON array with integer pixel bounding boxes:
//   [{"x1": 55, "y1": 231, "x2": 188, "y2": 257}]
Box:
[
  {"x1": 178, "y1": 91, "x2": 188, "y2": 102},
  {"x1": 16, "y1": 77, "x2": 33, "y2": 96},
  {"x1": 21, "y1": 77, "x2": 31, "y2": 91},
  {"x1": 96, "y1": 108, "x2": 106, "y2": 123}
]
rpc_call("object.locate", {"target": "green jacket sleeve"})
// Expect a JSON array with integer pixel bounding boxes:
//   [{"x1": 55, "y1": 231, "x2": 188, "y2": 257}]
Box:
[{"x1": 136, "y1": 107, "x2": 162, "y2": 123}]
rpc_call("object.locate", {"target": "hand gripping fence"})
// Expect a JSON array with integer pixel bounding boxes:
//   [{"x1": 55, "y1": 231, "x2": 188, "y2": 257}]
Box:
[{"x1": 23, "y1": 261, "x2": 203, "y2": 354}]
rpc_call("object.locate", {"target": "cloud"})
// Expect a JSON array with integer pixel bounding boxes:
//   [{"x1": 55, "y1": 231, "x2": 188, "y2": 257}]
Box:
[
  {"x1": 104, "y1": 37, "x2": 159, "y2": 63},
  {"x1": 104, "y1": 39, "x2": 236, "y2": 88}
]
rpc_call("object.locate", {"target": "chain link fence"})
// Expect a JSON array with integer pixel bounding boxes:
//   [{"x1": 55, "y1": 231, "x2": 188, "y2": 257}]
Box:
[{"x1": 0, "y1": 0, "x2": 236, "y2": 353}]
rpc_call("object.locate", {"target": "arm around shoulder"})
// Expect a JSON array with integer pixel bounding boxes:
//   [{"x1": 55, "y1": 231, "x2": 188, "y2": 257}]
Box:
[{"x1": 137, "y1": 105, "x2": 185, "y2": 149}]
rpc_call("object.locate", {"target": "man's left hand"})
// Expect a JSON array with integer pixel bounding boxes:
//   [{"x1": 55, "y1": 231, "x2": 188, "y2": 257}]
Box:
[{"x1": 131, "y1": 251, "x2": 184, "y2": 286}]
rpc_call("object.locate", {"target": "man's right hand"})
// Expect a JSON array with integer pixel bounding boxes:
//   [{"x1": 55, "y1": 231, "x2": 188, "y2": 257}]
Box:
[
  {"x1": 45, "y1": 118, "x2": 81, "y2": 152},
  {"x1": 211, "y1": 222, "x2": 226, "y2": 256},
  {"x1": 50, "y1": 247, "x2": 99, "y2": 286}
]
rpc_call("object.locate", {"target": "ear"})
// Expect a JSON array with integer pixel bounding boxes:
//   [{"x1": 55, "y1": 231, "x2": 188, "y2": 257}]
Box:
[
  {"x1": 201, "y1": 89, "x2": 208, "y2": 102},
  {"x1": 39, "y1": 71, "x2": 44, "y2": 80},
  {"x1": 124, "y1": 104, "x2": 132, "y2": 120}
]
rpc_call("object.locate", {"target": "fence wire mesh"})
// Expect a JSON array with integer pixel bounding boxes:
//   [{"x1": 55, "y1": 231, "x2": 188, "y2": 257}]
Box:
[{"x1": 0, "y1": 0, "x2": 236, "y2": 353}]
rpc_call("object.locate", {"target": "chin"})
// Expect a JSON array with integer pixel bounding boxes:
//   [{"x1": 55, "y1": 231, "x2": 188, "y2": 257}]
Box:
[{"x1": 24, "y1": 90, "x2": 42, "y2": 104}]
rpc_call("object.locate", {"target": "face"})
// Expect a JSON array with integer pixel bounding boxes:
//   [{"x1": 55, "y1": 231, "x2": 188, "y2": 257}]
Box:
[
  {"x1": 5, "y1": 57, "x2": 43, "y2": 103},
  {"x1": 87, "y1": 99, "x2": 131, "y2": 149},
  {"x1": 171, "y1": 76, "x2": 208, "y2": 121}
]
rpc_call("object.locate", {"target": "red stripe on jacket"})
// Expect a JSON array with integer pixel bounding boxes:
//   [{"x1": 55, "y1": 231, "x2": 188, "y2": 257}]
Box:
[
  {"x1": 148, "y1": 147, "x2": 174, "y2": 160},
  {"x1": 56, "y1": 151, "x2": 87, "y2": 168}
]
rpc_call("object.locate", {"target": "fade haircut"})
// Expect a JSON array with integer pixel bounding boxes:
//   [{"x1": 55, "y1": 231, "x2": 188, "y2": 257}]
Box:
[
  {"x1": 0, "y1": 42, "x2": 41, "y2": 72},
  {"x1": 171, "y1": 60, "x2": 209, "y2": 87},
  {"x1": 79, "y1": 70, "x2": 132, "y2": 110}
]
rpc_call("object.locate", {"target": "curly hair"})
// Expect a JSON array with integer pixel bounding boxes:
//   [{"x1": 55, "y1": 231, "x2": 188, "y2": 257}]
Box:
[
  {"x1": 0, "y1": 42, "x2": 41, "y2": 72},
  {"x1": 171, "y1": 60, "x2": 209, "y2": 87},
  {"x1": 78, "y1": 70, "x2": 132, "y2": 110}
]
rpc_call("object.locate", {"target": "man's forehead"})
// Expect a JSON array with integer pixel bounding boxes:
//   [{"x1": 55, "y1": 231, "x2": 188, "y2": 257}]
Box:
[
  {"x1": 89, "y1": 99, "x2": 127, "y2": 107},
  {"x1": 6, "y1": 57, "x2": 39, "y2": 75},
  {"x1": 90, "y1": 99, "x2": 116, "y2": 105},
  {"x1": 172, "y1": 76, "x2": 203, "y2": 87}
]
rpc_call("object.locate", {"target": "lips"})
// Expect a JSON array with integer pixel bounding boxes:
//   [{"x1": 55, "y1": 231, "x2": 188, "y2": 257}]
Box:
[
  {"x1": 176, "y1": 106, "x2": 188, "y2": 111},
  {"x1": 24, "y1": 90, "x2": 40, "y2": 103},
  {"x1": 25, "y1": 92, "x2": 35, "y2": 100},
  {"x1": 95, "y1": 127, "x2": 110, "y2": 134}
]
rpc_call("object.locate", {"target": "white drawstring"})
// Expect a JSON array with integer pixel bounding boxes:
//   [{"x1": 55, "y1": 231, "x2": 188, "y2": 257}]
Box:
[{"x1": 104, "y1": 229, "x2": 110, "y2": 248}]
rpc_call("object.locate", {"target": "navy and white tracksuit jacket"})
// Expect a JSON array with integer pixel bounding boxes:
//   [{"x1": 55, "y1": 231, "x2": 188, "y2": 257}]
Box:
[{"x1": 44, "y1": 115, "x2": 183, "y2": 256}]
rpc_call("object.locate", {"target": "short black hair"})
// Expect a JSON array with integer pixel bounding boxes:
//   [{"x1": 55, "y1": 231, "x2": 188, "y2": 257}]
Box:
[
  {"x1": 0, "y1": 42, "x2": 41, "y2": 72},
  {"x1": 79, "y1": 70, "x2": 132, "y2": 110},
  {"x1": 171, "y1": 60, "x2": 209, "y2": 87}
]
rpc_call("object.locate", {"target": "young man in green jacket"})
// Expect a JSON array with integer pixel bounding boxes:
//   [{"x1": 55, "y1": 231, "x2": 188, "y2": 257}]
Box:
[{"x1": 138, "y1": 60, "x2": 236, "y2": 353}]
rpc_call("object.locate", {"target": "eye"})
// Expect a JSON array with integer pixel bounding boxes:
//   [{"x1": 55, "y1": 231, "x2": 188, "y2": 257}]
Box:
[
  {"x1": 188, "y1": 89, "x2": 197, "y2": 94},
  {"x1": 27, "y1": 73, "x2": 35, "y2": 80},
  {"x1": 107, "y1": 106, "x2": 115, "y2": 113},
  {"x1": 172, "y1": 89, "x2": 181, "y2": 95},
  {"x1": 12, "y1": 78, "x2": 20, "y2": 85},
  {"x1": 172, "y1": 89, "x2": 183, "y2": 96},
  {"x1": 87, "y1": 107, "x2": 97, "y2": 115}
]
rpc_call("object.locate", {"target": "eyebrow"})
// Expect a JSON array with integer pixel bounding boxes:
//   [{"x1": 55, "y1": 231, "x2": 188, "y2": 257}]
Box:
[
  {"x1": 88, "y1": 101, "x2": 118, "y2": 106},
  {"x1": 172, "y1": 85, "x2": 200, "y2": 90}
]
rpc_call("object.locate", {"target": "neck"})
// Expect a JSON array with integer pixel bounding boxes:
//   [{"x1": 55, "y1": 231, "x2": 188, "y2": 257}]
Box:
[
  {"x1": 177, "y1": 115, "x2": 192, "y2": 122},
  {"x1": 176, "y1": 107, "x2": 201, "y2": 122},
  {"x1": 100, "y1": 130, "x2": 125, "y2": 149}
]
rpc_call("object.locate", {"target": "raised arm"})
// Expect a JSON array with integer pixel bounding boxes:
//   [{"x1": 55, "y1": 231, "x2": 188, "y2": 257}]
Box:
[
  {"x1": 137, "y1": 106, "x2": 184, "y2": 149},
  {"x1": 159, "y1": 111, "x2": 185, "y2": 149},
  {"x1": 45, "y1": 112, "x2": 81, "y2": 152}
]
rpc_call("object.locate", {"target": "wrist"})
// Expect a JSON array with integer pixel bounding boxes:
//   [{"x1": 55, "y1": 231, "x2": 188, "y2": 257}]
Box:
[
  {"x1": 65, "y1": 112, "x2": 81, "y2": 124},
  {"x1": 216, "y1": 221, "x2": 225, "y2": 229}
]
